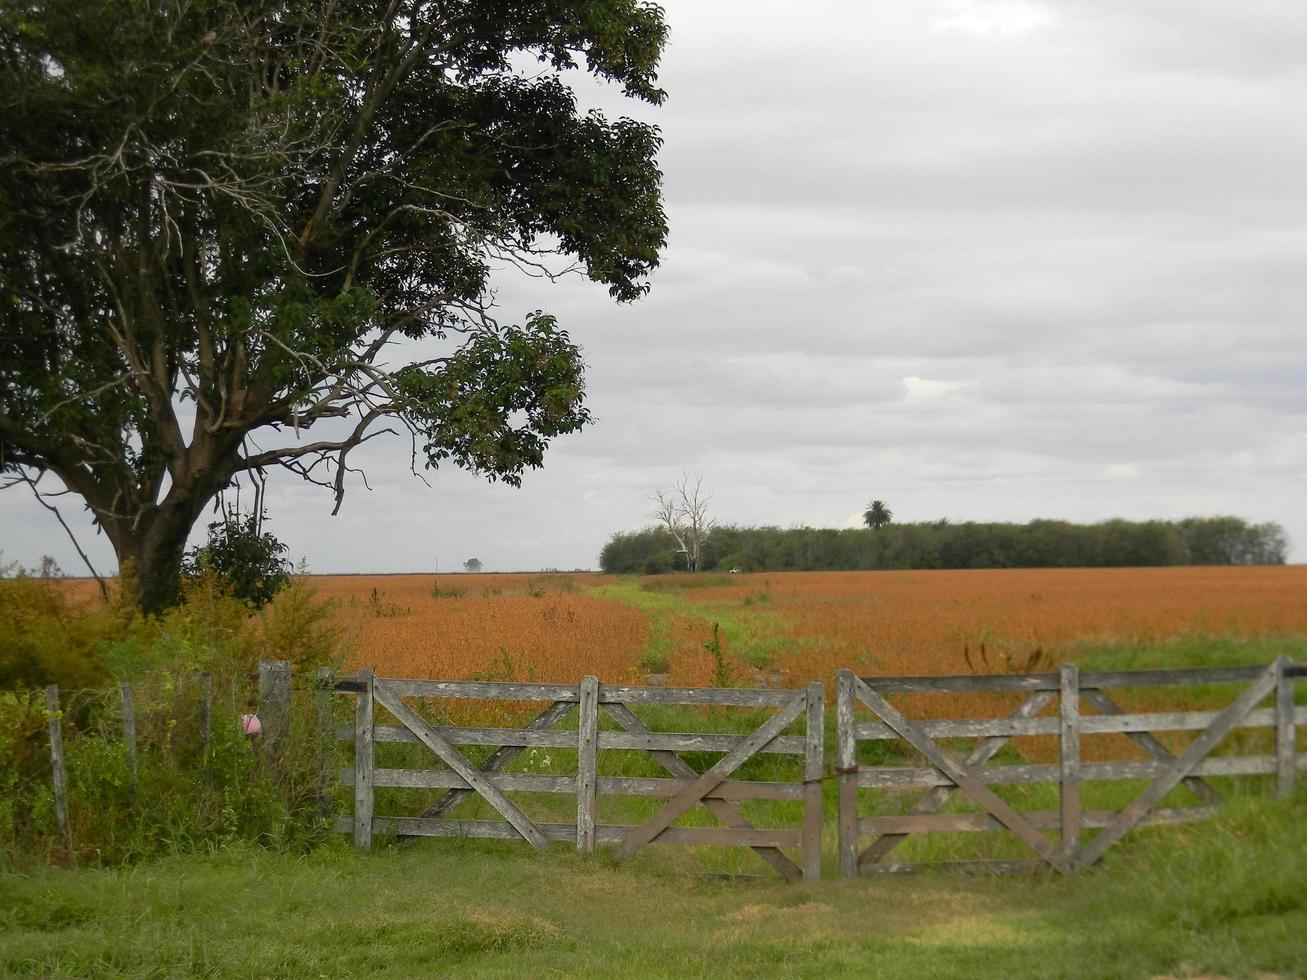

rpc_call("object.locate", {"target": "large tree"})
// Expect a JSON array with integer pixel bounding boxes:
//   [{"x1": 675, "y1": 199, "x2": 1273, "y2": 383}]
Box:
[{"x1": 0, "y1": 1, "x2": 668, "y2": 611}]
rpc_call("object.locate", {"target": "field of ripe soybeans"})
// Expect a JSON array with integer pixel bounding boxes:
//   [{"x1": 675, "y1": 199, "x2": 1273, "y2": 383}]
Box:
[{"x1": 320, "y1": 565, "x2": 1307, "y2": 686}]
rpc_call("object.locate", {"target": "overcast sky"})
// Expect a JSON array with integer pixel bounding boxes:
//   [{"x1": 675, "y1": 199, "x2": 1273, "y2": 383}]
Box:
[{"x1": 4, "y1": 0, "x2": 1306, "y2": 574}]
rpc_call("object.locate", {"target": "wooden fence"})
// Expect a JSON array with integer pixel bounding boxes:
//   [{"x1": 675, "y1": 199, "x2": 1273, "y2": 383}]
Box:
[
  {"x1": 329, "y1": 672, "x2": 825, "y2": 879},
  {"x1": 35, "y1": 661, "x2": 287, "y2": 845},
  {"x1": 836, "y1": 657, "x2": 1305, "y2": 877}
]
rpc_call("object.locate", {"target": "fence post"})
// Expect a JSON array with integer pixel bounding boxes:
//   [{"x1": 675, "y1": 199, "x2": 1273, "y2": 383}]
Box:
[
  {"x1": 257, "y1": 659, "x2": 292, "y2": 757},
  {"x1": 836, "y1": 669, "x2": 858, "y2": 879},
  {"x1": 1059, "y1": 663, "x2": 1081, "y2": 867},
  {"x1": 1276, "y1": 656, "x2": 1296, "y2": 799},
  {"x1": 577, "y1": 676, "x2": 599, "y2": 853},
  {"x1": 315, "y1": 667, "x2": 335, "y2": 819},
  {"x1": 119, "y1": 683, "x2": 138, "y2": 802},
  {"x1": 803, "y1": 681, "x2": 824, "y2": 881},
  {"x1": 45, "y1": 684, "x2": 69, "y2": 845},
  {"x1": 354, "y1": 667, "x2": 374, "y2": 850},
  {"x1": 199, "y1": 671, "x2": 213, "y2": 749}
]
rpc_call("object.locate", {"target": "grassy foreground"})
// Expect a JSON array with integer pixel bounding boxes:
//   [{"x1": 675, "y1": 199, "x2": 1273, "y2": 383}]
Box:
[{"x1": 2, "y1": 791, "x2": 1305, "y2": 979}]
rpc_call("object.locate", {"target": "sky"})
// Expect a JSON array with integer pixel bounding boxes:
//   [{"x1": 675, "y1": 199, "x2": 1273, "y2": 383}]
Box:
[{"x1": 4, "y1": 0, "x2": 1306, "y2": 574}]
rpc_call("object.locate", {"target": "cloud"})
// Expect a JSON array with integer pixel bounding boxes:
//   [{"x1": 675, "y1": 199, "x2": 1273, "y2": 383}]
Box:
[{"x1": 5, "y1": 0, "x2": 1304, "y2": 574}]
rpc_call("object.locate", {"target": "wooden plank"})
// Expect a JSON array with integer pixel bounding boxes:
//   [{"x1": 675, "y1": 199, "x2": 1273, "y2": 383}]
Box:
[
  {"x1": 372, "y1": 680, "x2": 551, "y2": 850},
  {"x1": 860, "y1": 665, "x2": 1266, "y2": 694},
  {"x1": 577, "y1": 677, "x2": 599, "y2": 853},
  {"x1": 1276, "y1": 655, "x2": 1296, "y2": 799},
  {"x1": 803, "y1": 682, "x2": 824, "y2": 880},
  {"x1": 855, "y1": 708, "x2": 1279, "y2": 740},
  {"x1": 420, "y1": 700, "x2": 576, "y2": 819},
  {"x1": 45, "y1": 685, "x2": 69, "y2": 843},
  {"x1": 119, "y1": 682, "x2": 138, "y2": 802},
  {"x1": 363, "y1": 724, "x2": 580, "y2": 749},
  {"x1": 1078, "y1": 662, "x2": 1279, "y2": 867},
  {"x1": 836, "y1": 670, "x2": 859, "y2": 878},
  {"x1": 856, "y1": 754, "x2": 1280, "y2": 790},
  {"x1": 598, "y1": 685, "x2": 797, "y2": 707},
  {"x1": 257, "y1": 659, "x2": 291, "y2": 757},
  {"x1": 1079, "y1": 708, "x2": 1277, "y2": 735},
  {"x1": 599, "y1": 731, "x2": 806, "y2": 755},
  {"x1": 199, "y1": 671, "x2": 213, "y2": 748},
  {"x1": 373, "y1": 679, "x2": 581, "y2": 701},
  {"x1": 1081, "y1": 688, "x2": 1223, "y2": 806},
  {"x1": 861, "y1": 673, "x2": 1059, "y2": 693},
  {"x1": 314, "y1": 667, "x2": 334, "y2": 819},
  {"x1": 344, "y1": 723, "x2": 807, "y2": 755},
  {"x1": 1059, "y1": 664, "x2": 1080, "y2": 863},
  {"x1": 612, "y1": 693, "x2": 808, "y2": 860},
  {"x1": 341, "y1": 768, "x2": 803, "y2": 800},
  {"x1": 353, "y1": 668, "x2": 374, "y2": 850},
  {"x1": 853, "y1": 677, "x2": 1071, "y2": 873},
  {"x1": 601, "y1": 701, "x2": 802, "y2": 878},
  {"x1": 859, "y1": 689, "x2": 1057, "y2": 866},
  {"x1": 859, "y1": 806, "x2": 1214, "y2": 835},
  {"x1": 1080, "y1": 666, "x2": 1267, "y2": 689},
  {"x1": 859, "y1": 860, "x2": 1051, "y2": 876},
  {"x1": 337, "y1": 816, "x2": 803, "y2": 849},
  {"x1": 856, "y1": 717, "x2": 1059, "y2": 740}
]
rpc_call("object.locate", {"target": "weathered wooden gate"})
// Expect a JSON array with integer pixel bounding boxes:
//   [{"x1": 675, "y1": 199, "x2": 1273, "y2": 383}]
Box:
[
  {"x1": 836, "y1": 658, "x2": 1303, "y2": 876},
  {"x1": 332, "y1": 672, "x2": 824, "y2": 879}
]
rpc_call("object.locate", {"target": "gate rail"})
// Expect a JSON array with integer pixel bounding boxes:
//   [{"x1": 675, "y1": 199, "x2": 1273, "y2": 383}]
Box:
[
  {"x1": 836, "y1": 657, "x2": 1305, "y2": 876},
  {"x1": 331, "y1": 672, "x2": 824, "y2": 879}
]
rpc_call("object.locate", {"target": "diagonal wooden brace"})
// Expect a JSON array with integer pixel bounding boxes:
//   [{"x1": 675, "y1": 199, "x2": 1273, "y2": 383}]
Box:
[
  {"x1": 1077, "y1": 662, "x2": 1278, "y2": 867},
  {"x1": 1080, "y1": 688, "x2": 1222, "y2": 807},
  {"x1": 860, "y1": 689, "x2": 1058, "y2": 866},
  {"x1": 602, "y1": 701, "x2": 802, "y2": 878},
  {"x1": 372, "y1": 681, "x2": 551, "y2": 850},
  {"x1": 419, "y1": 700, "x2": 576, "y2": 819},
  {"x1": 854, "y1": 678, "x2": 1072, "y2": 874},
  {"x1": 613, "y1": 693, "x2": 808, "y2": 860}
]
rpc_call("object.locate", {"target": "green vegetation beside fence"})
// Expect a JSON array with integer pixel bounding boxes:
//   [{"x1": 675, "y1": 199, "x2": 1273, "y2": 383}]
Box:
[{"x1": 2, "y1": 789, "x2": 1304, "y2": 978}]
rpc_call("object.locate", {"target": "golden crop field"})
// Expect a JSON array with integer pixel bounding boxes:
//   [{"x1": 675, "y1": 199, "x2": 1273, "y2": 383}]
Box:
[
  {"x1": 318, "y1": 573, "x2": 650, "y2": 684},
  {"x1": 321, "y1": 565, "x2": 1307, "y2": 687}
]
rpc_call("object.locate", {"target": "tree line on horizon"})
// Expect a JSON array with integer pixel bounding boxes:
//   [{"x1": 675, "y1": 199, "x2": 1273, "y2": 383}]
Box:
[{"x1": 599, "y1": 516, "x2": 1290, "y2": 575}]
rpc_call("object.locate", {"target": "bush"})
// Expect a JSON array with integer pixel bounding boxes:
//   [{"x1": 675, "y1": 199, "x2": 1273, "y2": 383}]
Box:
[
  {"x1": 0, "y1": 569, "x2": 346, "y2": 868},
  {"x1": 183, "y1": 511, "x2": 291, "y2": 609},
  {"x1": 0, "y1": 575, "x2": 118, "y2": 690}
]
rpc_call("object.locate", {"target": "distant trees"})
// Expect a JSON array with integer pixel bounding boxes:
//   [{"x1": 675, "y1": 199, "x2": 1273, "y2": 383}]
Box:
[
  {"x1": 863, "y1": 500, "x2": 894, "y2": 529},
  {"x1": 598, "y1": 516, "x2": 1290, "y2": 574},
  {"x1": 651, "y1": 473, "x2": 716, "y2": 571},
  {"x1": 463, "y1": 558, "x2": 483, "y2": 573}
]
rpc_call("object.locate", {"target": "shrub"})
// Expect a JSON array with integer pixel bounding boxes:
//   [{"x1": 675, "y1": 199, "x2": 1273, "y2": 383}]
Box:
[{"x1": 183, "y1": 511, "x2": 291, "y2": 610}]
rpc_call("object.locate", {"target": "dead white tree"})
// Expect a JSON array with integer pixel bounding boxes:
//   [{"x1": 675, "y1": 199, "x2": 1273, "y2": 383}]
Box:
[{"x1": 651, "y1": 472, "x2": 716, "y2": 572}]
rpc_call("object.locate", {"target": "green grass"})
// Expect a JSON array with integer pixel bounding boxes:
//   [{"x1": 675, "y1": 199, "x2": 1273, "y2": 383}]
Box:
[
  {"x1": 594, "y1": 577, "x2": 804, "y2": 673},
  {"x1": 1071, "y1": 633, "x2": 1307, "y2": 674},
  {"x1": 2, "y1": 789, "x2": 1304, "y2": 978}
]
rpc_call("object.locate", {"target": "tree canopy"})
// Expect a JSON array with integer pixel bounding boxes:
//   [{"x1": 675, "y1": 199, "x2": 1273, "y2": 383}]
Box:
[
  {"x1": 0, "y1": 1, "x2": 668, "y2": 611},
  {"x1": 863, "y1": 500, "x2": 893, "y2": 529}
]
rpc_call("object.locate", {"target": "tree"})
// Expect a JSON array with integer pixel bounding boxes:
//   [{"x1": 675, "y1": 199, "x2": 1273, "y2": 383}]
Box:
[
  {"x1": 863, "y1": 500, "x2": 894, "y2": 530},
  {"x1": 462, "y1": 558, "x2": 482, "y2": 573},
  {"x1": 0, "y1": 1, "x2": 668, "y2": 612},
  {"x1": 651, "y1": 472, "x2": 715, "y2": 572}
]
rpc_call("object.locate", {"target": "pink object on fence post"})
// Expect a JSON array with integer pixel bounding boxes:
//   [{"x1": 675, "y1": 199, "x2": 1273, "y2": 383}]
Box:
[{"x1": 241, "y1": 713, "x2": 262, "y2": 736}]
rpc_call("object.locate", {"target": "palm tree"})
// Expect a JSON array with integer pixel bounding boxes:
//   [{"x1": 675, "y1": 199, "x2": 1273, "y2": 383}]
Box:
[{"x1": 863, "y1": 500, "x2": 893, "y2": 530}]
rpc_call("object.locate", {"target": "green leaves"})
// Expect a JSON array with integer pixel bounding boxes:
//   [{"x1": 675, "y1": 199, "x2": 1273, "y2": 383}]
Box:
[{"x1": 396, "y1": 313, "x2": 592, "y2": 485}]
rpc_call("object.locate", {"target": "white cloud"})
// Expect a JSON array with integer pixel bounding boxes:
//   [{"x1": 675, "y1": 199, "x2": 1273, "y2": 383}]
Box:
[{"x1": 4, "y1": 0, "x2": 1305, "y2": 572}]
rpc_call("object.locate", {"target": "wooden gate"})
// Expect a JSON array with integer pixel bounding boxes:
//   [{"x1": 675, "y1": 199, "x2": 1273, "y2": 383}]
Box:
[
  {"x1": 332, "y1": 672, "x2": 825, "y2": 879},
  {"x1": 836, "y1": 658, "x2": 1303, "y2": 876}
]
